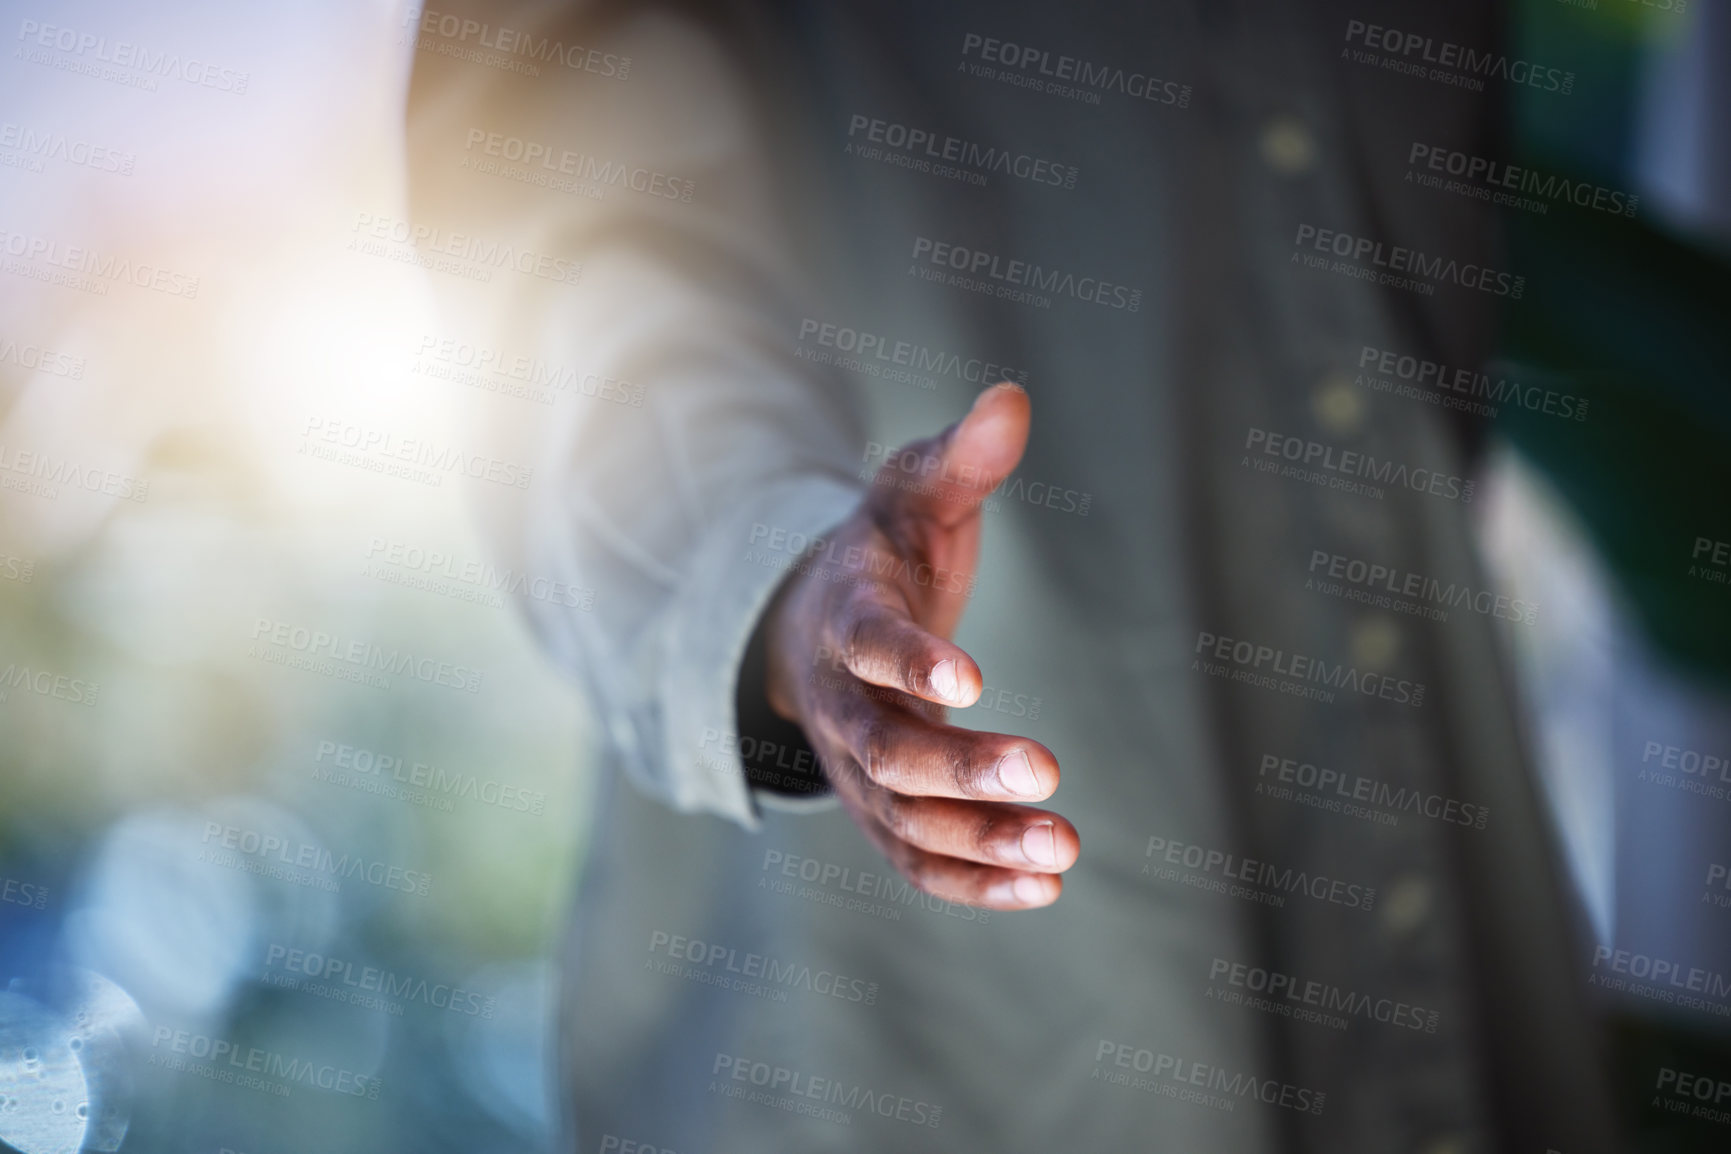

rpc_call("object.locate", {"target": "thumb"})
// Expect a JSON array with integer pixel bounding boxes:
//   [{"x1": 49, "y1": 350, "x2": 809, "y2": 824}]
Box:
[{"x1": 872, "y1": 383, "x2": 1030, "y2": 528}]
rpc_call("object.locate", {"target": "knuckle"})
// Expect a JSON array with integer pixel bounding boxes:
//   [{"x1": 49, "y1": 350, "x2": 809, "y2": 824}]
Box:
[
  {"x1": 895, "y1": 647, "x2": 926, "y2": 694},
  {"x1": 840, "y1": 606, "x2": 872, "y2": 667},
  {"x1": 971, "y1": 813, "x2": 1005, "y2": 860},
  {"x1": 856, "y1": 716, "x2": 894, "y2": 785},
  {"x1": 878, "y1": 793, "x2": 919, "y2": 844},
  {"x1": 948, "y1": 745, "x2": 993, "y2": 798}
]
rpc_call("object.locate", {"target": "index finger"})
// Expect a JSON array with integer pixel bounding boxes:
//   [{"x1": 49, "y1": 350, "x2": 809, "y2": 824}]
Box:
[{"x1": 832, "y1": 595, "x2": 982, "y2": 708}]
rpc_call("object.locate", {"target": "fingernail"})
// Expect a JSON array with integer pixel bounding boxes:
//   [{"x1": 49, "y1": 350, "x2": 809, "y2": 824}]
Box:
[
  {"x1": 995, "y1": 749, "x2": 1041, "y2": 798},
  {"x1": 1013, "y1": 875, "x2": 1049, "y2": 905},
  {"x1": 1022, "y1": 821, "x2": 1057, "y2": 867},
  {"x1": 930, "y1": 659, "x2": 961, "y2": 704}
]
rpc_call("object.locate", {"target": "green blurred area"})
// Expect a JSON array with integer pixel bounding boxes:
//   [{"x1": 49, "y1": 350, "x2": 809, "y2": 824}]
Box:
[{"x1": 1501, "y1": 0, "x2": 1731, "y2": 685}]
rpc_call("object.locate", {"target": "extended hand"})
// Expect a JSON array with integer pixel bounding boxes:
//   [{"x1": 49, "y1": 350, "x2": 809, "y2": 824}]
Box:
[{"x1": 761, "y1": 384, "x2": 1078, "y2": 910}]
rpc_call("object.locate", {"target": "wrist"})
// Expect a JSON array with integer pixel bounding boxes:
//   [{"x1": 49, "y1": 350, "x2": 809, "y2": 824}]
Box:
[{"x1": 737, "y1": 581, "x2": 829, "y2": 798}]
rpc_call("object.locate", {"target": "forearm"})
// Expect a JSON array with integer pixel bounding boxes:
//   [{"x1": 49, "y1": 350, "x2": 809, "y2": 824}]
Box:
[{"x1": 405, "y1": 0, "x2": 863, "y2": 823}]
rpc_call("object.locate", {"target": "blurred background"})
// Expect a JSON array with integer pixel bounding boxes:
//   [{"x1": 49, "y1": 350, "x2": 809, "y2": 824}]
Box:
[
  {"x1": 0, "y1": 2, "x2": 591, "y2": 1152},
  {"x1": 3, "y1": 0, "x2": 1731, "y2": 1151}
]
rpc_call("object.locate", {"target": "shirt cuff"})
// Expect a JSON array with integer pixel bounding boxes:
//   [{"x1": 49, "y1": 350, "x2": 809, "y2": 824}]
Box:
[{"x1": 660, "y1": 474, "x2": 861, "y2": 829}]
